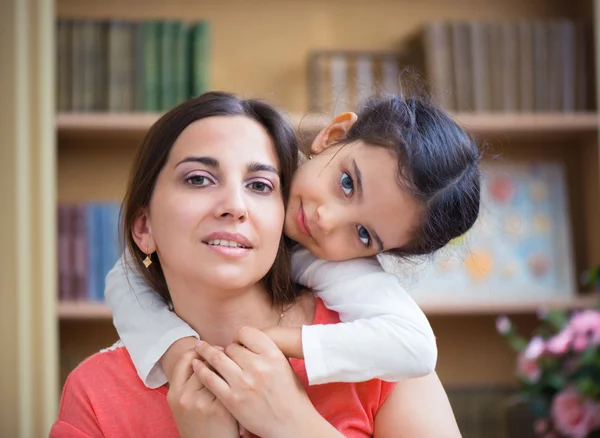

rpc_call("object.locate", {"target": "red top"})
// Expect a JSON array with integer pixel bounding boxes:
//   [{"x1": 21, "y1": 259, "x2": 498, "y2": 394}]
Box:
[{"x1": 51, "y1": 299, "x2": 395, "y2": 437}]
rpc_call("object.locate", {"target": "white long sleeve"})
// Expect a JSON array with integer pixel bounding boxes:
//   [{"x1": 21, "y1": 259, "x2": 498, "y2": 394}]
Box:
[
  {"x1": 104, "y1": 253, "x2": 198, "y2": 388},
  {"x1": 294, "y1": 248, "x2": 437, "y2": 386}
]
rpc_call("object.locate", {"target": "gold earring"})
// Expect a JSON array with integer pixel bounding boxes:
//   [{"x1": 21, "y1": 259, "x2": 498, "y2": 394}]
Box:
[
  {"x1": 308, "y1": 154, "x2": 314, "y2": 160},
  {"x1": 143, "y1": 246, "x2": 153, "y2": 268}
]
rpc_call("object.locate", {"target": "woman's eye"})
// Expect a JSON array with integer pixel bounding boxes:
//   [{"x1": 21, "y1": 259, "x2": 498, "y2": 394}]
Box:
[
  {"x1": 340, "y1": 172, "x2": 353, "y2": 196},
  {"x1": 357, "y1": 225, "x2": 371, "y2": 247},
  {"x1": 187, "y1": 175, "x2": 212, "y2": 186},
  {"x1": 248, "y1": 181, "x2": 272, "y2": 193}
]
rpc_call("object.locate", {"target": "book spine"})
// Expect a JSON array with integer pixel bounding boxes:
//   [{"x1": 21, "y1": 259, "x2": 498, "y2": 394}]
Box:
[
  {"x1": 469, "y1": 21, "x2": 491, "y2": 112},
  {"x1": 191, "y1": 21, "x2": 210, "y2": 98},
  {"x1": 142, "y1": 21, "x2": 160, "y2": 112},
  {"x1": 423, "y1": 21, "x2": 454, "y2": 110},
  {"x1": 72, "y1": 204, "x2": 88, "y2": 300}
]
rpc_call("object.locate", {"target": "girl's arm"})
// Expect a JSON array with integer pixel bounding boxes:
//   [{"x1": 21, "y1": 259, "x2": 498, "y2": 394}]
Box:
[
  {"x1": 292, "y1": 247, "x2": 437, "y2": 385},
  {"x1": 104, "y1": 251, "x2": 198, "y2": 388},
  {"x1": 373, "y1": 372, "x2": 462, "y2": 438}
]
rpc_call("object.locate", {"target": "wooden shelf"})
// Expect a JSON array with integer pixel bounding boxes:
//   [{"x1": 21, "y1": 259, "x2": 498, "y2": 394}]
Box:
[
  {"x1": 58, "y1": 301, "x2": 112, "y2": 320},
  {"x1": 56, "y1": 112, "x2": 599, "y2": 137},
  {"x1": 58, "y1": 295, "x2": 598, "y2": 320},
  {"x1": 452, "y1": 112, "x2": 599, "y2": 135},
  {"x1": 420, "y1": 294, "x2": 599, "y2": 315}
]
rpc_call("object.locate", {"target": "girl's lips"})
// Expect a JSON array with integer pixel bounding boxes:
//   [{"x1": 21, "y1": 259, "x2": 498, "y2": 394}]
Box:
[{"x1": 296, "y1": 203, "x2": 311, "y2": 237}]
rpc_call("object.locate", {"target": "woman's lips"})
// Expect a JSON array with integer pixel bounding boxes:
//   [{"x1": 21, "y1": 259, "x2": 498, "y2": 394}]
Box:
[{"x1": 296, "y1": 203, "x2": 311, "y2": 237}]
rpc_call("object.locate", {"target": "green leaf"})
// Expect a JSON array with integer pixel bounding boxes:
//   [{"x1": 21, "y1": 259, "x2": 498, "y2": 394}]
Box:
[
  {"x1": 575, "y1": 377, "x2": 599, "y2": 398},
  {"x1": 509, "y1": 337, "x2": 528, "y2": 352},
  {"x1": 542, "y1": 310, "x2": 569, "y2": 333}
]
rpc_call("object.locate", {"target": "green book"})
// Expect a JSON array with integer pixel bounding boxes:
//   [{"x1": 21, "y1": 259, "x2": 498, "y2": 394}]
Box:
[
  {"x1": 141, "y1": 21, "x2": 160, "y2": 112},
  {"x1": 159, "y1": 21, "x2": 176, "y2": 111},
  {"x1": 173, "y1": 21, "x2": 188, "y2": 106},
  {"x1": 190, "y1": 21, "x2": 210, "y2": 98}
]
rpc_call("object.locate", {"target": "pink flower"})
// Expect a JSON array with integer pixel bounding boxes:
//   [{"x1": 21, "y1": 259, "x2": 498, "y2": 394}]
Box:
[
  {"x1": 547, "y1": 328, "x2": 573, "y2": 355},
  {"x1": 517, "y1": 352, "x2": 541, "y2": 382},
  {"x1": 568, "y1": 310, "x2": 600, "y2": 348},
  {"x1": 525, "y1": 336, "x2": 546, "y2": 360},
  {"x1": 496, "y1": 315, "x2": 511, "y2": 335},
  {"x1": 569, "y1": 310, "x2": 600, "y2": 335},
  {"x1": 572, "y1": 336, "x2": 589, "y2": 353},
  {"x1": 551, "y1": 388, "x2": 600, "y2": 438}
]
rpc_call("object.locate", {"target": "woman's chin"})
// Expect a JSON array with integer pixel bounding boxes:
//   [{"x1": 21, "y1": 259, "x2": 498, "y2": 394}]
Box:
[{"x1": 192, "y1": 267, "x2": 266, "y2": 292}]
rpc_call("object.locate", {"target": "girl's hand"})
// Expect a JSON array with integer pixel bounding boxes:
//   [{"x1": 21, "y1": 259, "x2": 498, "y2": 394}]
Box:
[
  {"x1": 193, "y1": 327, "x2": 335, "y2": 438},
  {"x1": 167, "y1": 350, "x2": 239, "y2": 438},
  {"x1": 261, "y1": 326, "x2": 304, "y2": 359}
]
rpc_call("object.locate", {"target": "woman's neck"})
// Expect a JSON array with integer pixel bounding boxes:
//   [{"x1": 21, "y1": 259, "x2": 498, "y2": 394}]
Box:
[{"x1": 168, "y1": 279, "x2": 282, "y2": 348}]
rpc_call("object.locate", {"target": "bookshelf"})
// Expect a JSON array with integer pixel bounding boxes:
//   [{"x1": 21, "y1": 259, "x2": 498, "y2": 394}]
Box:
[
  {"x1": 58, "y1": 112, "x2": 600, "y2": 137},
  {"x1": 2, "y1": 0, "x2": 598, "y2": 434},
  {"x1": 53, "y1": 0, "x2": 600, "y2": 391},
  {"x1": 58, "y1": 294, "x2": 599, "y2": 320}
]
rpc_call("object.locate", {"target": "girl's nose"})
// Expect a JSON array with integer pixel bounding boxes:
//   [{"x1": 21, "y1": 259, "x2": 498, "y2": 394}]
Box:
[{"x1": 315, "y1": 203, "x2": 343, "y2": 234}]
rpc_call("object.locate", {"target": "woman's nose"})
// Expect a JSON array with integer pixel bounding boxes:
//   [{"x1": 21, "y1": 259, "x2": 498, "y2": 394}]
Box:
[
  {"x1": 215, "y1": 185, "x2": 247, "y2": 221},
  {"x1": 315, "y1": 204, "x2": 342, "y2": 234}
]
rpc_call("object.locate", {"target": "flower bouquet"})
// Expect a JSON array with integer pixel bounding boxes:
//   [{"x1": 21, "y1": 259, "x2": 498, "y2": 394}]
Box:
[{"x1": 496, "y1": 305, "x2": 600, "y2": 437}]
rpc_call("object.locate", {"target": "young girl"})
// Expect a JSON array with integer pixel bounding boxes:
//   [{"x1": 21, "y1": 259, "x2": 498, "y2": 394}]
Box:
[{"x1": 105, "y1": 92, "x2": 481, "y2": 388}]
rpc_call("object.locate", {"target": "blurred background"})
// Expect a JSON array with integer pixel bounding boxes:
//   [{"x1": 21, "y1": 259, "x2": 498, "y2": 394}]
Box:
[{"x1": 1, "y1": 0, "x2": 600, "y2": 437}]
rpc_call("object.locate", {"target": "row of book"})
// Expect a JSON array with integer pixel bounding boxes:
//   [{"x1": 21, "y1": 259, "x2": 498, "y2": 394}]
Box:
[
  {"x1": 58, "y1": 202, "x2": 122, "y2": 302},
  {"x1": 419, "y1": 19, "x2": 594, "y2": 113},
  {"x1": 308, "y1": 51, "x2": 402, "y2": 114},
  {"x1": 56, "y1": 19, "x2": 210, "y2": 113}
]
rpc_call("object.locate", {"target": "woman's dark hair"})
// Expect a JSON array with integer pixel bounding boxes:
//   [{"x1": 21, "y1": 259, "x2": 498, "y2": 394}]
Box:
[
  {"x1": 344, "y1": 94, "x2": 481, "y2": 258},
  {"x1": 122, "y1": 92, "x2": 300, "y2": 307}
]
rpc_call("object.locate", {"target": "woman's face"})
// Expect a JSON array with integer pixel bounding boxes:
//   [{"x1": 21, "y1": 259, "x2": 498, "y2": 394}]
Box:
[
  {"x1": 142, "y1": 115, "x2": 285, "y2": 292},
  {"x1": 284, "y1": 142, "x2": 420, "y2": 261}
]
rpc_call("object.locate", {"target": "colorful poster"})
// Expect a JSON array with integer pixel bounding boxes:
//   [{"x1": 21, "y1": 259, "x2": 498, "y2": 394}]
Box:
[{"x1": 379, "y1": 161, "x2": 576, "y2": 304}]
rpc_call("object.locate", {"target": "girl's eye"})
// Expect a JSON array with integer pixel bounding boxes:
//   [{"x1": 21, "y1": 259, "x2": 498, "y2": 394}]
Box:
[
  {"x1": 357, "y1": 225, "x2": 371, "y2": 247},
  {"x1": 187, "y1": 175, "x2": 213, "y2": 187},
  {"x1": 248, "y1": 181, "x2": 272, "y2": 193},
  {"x1": 340, "y1": 172, "x2": 353, "y2": 196}
]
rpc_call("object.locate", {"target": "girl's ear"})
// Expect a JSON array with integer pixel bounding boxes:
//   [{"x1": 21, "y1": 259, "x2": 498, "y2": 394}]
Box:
[
  {"x1": 311, "y1": 112, "x2": 358, "y2": 155},
  {"x1": 131, "y1": 208, "x2": 156, "y2": 254}
]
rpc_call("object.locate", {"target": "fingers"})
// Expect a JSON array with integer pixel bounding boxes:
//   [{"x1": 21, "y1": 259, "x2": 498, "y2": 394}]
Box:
[
  {"x1": 193, "y1": 357, "x2": 232, "y2": 402},
  {"x1": 234, "y1": 326, "x2": 280, "y2": 356},
  {"x1": 169, "y1": 349, "x2": 201, "y2": 390},
  {"x1": 195, "y1": 341, "x2": 243, "y2": 386},
  {"x1": 224, "y1": 342, "x2": 257, "y2": 369}
]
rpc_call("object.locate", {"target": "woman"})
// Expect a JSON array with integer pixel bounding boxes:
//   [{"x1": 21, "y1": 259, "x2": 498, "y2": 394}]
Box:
[{"x1": 51, "y1": 92, "x2": 461, "y2": 437}]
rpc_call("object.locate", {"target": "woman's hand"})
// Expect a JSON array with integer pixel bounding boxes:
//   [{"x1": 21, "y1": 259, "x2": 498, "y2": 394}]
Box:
[
  {"x1": 193, "y1": 326, "x2": 340, "y2": 438},
  {"x1": 167, "y1": 350, "x2": 239, "y2": 438}
]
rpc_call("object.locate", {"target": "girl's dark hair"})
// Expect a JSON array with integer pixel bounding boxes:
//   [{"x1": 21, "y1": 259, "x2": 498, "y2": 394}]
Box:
[
  {"x1": 344, "y1": 94, "x2": 481, "y2": 257},
  {"x1": 122, "y1": 92, "x2": 300, "y2": 307}
]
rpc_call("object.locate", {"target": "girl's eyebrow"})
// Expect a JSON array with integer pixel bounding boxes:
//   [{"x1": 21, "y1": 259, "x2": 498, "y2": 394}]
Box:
[
  {"x1": 371, "y1": 229, "x2": 384, "y2": 252},
  {"x1": 352, "y1": 158, "x2": 384, "y2": 251}
]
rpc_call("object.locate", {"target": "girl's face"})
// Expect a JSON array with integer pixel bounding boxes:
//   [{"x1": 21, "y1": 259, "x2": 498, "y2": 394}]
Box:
[
  {"x1": 284, "y1": 141, "x2": 420, "y2": 261},
  {"x1": 137, "y1": 116, "x2": 285, "y2": 293}
]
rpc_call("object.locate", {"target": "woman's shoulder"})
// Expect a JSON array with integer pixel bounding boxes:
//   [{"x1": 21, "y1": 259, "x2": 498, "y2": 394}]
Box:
[
  {"x1": 55, "y1": 342, "x2": 175, "y2": 437},
  {"x1": 67, "y1": 341, "x2": 130, "y2": 382},
  {"x1": 62, "y1": 341, "x2": 160, "y2": 403}
]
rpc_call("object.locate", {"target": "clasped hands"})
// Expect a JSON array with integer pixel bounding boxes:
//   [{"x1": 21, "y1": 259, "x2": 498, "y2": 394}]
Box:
[{"x1": 167, "y1": 326, "x2": 312, "y2": 438}]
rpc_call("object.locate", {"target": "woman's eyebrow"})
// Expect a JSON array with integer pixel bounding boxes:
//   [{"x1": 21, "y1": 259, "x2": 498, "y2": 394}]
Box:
[
  {"x1": 175, "y1": 156, "x2": 219, "y2": 169},
  {"x1": 248, "y1": 162, "x2": 279, "y2": 175}
]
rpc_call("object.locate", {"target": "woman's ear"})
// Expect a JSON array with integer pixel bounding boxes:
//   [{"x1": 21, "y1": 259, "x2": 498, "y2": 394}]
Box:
[
  {"x1": 311, "y1": 112, "x2": 358, "y2": 155},
  {"x1": 131, "y1": 208, "x2": 156, "y2": 255}
]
